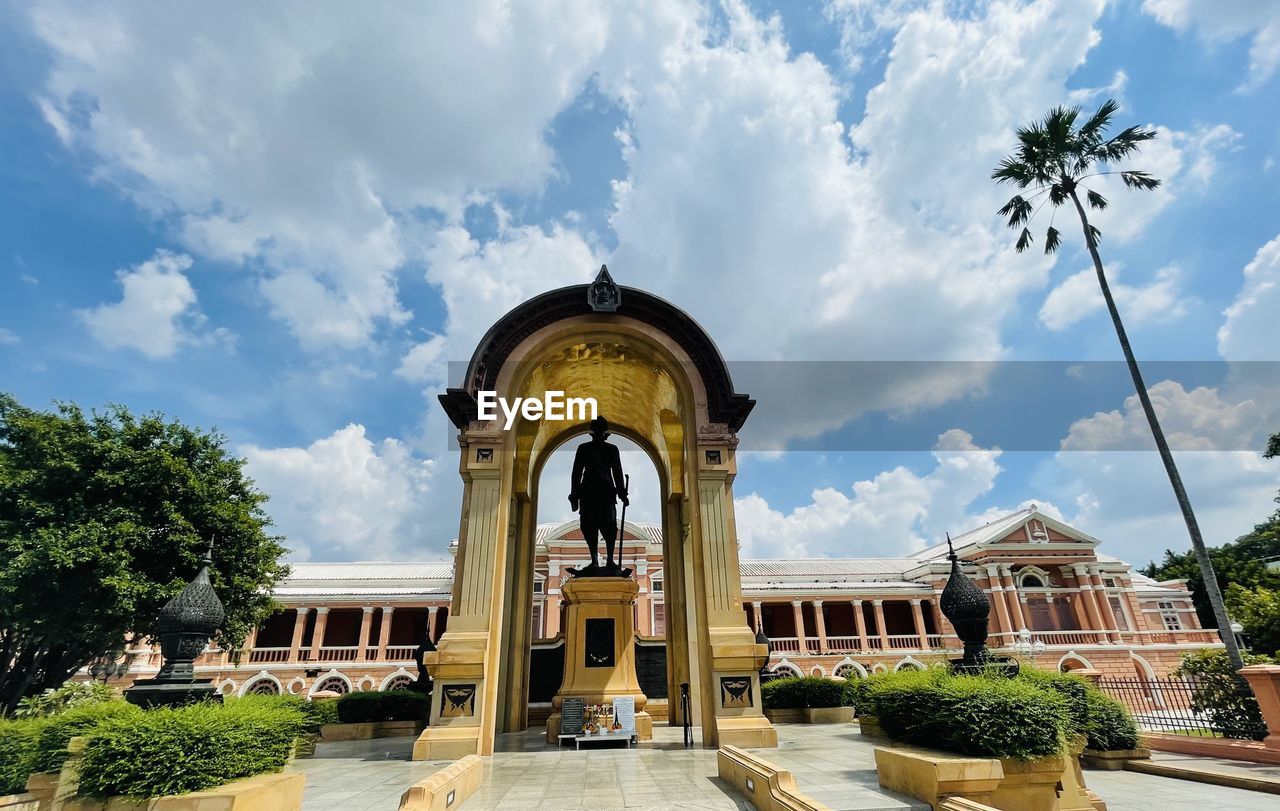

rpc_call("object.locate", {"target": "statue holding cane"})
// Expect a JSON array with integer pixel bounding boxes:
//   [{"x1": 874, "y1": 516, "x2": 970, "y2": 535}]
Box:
[{"x1": 567, "y1": 416, "x2": 631, "y2": 577}]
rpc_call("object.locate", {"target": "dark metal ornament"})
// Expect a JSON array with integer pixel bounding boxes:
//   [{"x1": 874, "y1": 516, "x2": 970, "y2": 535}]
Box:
[
  {"x1": 939, "y1": 533, "x2": 994, "y2": 669},
  {"x1": 125, "y1": 538, "x2": 226, "y2": 708}
]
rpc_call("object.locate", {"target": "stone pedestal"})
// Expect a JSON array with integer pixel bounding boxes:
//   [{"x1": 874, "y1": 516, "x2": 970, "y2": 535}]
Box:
[
  {"x1": 1239, "y1": 664, "x2": 1280, "y2": 751},
  {"x1": 545, "y1": 577, "x2": 652, "y2": 742}
]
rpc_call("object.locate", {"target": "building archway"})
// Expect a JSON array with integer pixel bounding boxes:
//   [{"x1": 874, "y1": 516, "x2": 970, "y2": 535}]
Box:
[
  {"x1": 1057, "y1": 652, "x2": 1093, "y2": 672},
  {"x1": 416, "y1": 272, "x2": 773, "y2": 758}
]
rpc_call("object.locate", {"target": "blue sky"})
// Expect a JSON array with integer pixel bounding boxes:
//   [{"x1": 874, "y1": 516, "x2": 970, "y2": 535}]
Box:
[{"x1": 1, "y1": 0, "x2": 1278, "y2": 567}]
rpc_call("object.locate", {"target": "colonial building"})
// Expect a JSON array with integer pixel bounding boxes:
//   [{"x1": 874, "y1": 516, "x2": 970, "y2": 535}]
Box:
[{"x1": 102, "y1": 507, "x2": 1217, "y2": 699}]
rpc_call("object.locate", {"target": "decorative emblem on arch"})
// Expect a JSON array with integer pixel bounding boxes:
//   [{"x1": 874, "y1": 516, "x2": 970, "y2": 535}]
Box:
[{"x1": 588, "y1": 265, "x2": 621, "y2": 313}]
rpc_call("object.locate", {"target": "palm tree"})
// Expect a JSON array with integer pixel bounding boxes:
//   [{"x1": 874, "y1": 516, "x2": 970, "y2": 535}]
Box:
[{"x1": 992, "y1": 99, "x2": 1245, "y2": 670}]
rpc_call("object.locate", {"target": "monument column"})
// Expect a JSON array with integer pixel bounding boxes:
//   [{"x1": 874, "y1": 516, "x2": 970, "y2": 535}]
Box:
[
  {"x1": 288, "y1": 608, "x2": 309, "y2": 662},
  {"x1": 985, "y1": 565, "x2": 1012, "y2": 637},
  {"x1": 873, "y1": 599, "x2": 889, "y2": 649},
  {"x1": 909, "y1": 599, "x2": 928, "y2": 648},
  {"x1": 1090, "y1": 566, "x2": 1121, "y2": 642},
  {"x1": 852, "y1": 600, "x2": 869, "y2": 650},
  {"x1": 1072, "y1": 564, "x2": 1108, "y2": 644},
  {"x1": 427, "y1": 606, "x2": 439, "y2": 642},
  {"x1": 308, "y1": 607, "x2": 329, "y2": 661},
  {"x1": 357, "y1": 607, "x2": 375, "y2": 661},
  {"x1": 812, "y1": 600, "x2": 829, "y2": 653},
  {"x1": 791, "y1": 600, "x2": 808, "y2": 652}
]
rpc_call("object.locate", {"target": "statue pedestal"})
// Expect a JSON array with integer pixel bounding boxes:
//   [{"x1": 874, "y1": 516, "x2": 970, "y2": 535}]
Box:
[{"x1": 545, "y1": 577, "x2": 652, "y2": 743}]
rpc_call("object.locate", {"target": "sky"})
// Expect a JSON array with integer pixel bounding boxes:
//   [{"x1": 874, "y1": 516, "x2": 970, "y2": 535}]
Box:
[{"x1": 1, "y1": 0, "x2": 1278, "y2": 568}]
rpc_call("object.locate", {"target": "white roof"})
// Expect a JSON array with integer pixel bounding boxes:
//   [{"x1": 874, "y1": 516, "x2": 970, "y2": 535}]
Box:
[
  {"x1": 740, "y1": 559, "x2": 915, "y2": 578},
  {"x1": 287, "y1": 562, "x2": 453, "y2": 580},
  {"x1": 535, "y1": 521, "x2": 663, "y2": 546},
  {"x1": 911, "y1": 507, "x2": 1100, "y2": 560}
]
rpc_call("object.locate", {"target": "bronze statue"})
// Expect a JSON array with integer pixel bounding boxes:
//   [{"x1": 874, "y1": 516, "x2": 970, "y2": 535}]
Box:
[{"x1": 567, "y1": 416, "x2": 630, "y2": 577}]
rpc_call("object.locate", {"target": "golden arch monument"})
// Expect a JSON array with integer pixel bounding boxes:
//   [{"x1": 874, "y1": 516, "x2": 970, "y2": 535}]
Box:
[{"x1": 414, "y1": 268, "x2": 777, "y2": 759}]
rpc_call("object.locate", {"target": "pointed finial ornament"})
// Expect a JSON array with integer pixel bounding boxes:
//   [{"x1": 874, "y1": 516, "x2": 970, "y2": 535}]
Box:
[
  {"x1": 588, "y1": 264, "x2": 621, "y2": 312},
  {"x1": 945, "y1": 531, "x2": 957, "y2": 562}
]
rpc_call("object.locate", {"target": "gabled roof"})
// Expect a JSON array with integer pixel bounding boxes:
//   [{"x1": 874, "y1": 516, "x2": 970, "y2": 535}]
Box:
[
  {"x1": 536, "y1": 520, "x2": 662, "y2": 546},
  {"x1": 911, "y1": 506, "x2": 1100, "y2": 561}
]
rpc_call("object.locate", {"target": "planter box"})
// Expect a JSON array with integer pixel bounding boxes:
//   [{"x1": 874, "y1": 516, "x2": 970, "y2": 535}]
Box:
[
  {"x1": 762, "y1": 708, "x2": 802, "y2": 724},
  {"x1": 857, "y1": 715, "x2": 886, "y2": 738},
  {"x1": 319, "y1": 720, "x2": 425, "y2": 741},
  {"x1": 1081, "y1": 747, "x2": 1151, "y2": 771},
  {"x1": 802, "y1": 707, "x2": 854, "y2": 724},
  {"x1": 988, "y1": 754, "x2": 1066, "y2": 811},
  {"x1": 24, "y1": 772, "x2": 57, "y2": 805},
  {"x1": 59, "y1": 772, "x2": 304, "y2": 811},
  {"x1": 0, "y1": 793, "x2": 41, "y2": 810}
]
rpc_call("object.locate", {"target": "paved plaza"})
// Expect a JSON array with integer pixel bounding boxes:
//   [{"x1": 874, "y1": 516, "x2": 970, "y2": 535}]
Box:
[{"x1": 289, "y1": 725, "x2": 1280, "y2": 810}]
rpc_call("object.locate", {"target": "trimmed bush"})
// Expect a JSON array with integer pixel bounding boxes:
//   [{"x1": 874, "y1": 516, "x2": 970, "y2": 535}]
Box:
[
  {"x1": 15, "y1": 682, "x2": 116, "y2": 719},
  {"x1": 869, "y1": 668, "x2": 1070, "y2": 759},
  {"x1": 335, "y1": 690, "x2": 430, "y2": 723},
  {"x1": 32, "y1": 701, "x2": 141, "y2": 773},
  {"x1": 1084, "y1": 689, "x2": 1140, "y2": 751},
  {"x1": 0, "y1": 718, "x2": 44, "y2": 795},
  {"x1": 78, "y1": 701, "x2": 305, "y2": 798},
  {"x1": 228, "y1": 693, "x2": 337, "y2": 734},
  {"x1": 761, "y1": 676, "x2": 853, "y2": 710},
  {"x1": 1017, "y1": 668, "x2": 1089, "y2": 738}
]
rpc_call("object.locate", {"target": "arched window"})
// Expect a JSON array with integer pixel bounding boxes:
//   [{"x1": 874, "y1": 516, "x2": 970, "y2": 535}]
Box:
[
  {"x1": 246, "y1": 678, "x2": 280, "y2": 695},
  {"x1": 1021, "y1": 574, "x2": 1044, "y2": 588},
  {"x1": 313, "y1": 675, "x2": 350, "y2": 695},
  {"x1": 834, "y1": 662, "x2": 866, "y2": 680},
  {"x1": 385, "y1": 675, "x2": 414, "y2": 691}
]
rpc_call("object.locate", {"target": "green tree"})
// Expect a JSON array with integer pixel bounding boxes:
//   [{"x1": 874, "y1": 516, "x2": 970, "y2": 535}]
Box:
[
  {"x1": 1227, "y1": 584, "x2": 1280, "y2": 657},
  {"x1": 0, "y1": 395, "x2": 288, "y2": 713},
  {"x1": 993, "y1": 99, "x2": 1245, "y2": 669}
]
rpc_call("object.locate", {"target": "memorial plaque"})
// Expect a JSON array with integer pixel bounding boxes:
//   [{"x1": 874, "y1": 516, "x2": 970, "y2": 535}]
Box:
[
  {"x1": 585, "y1": 618, "x2": 615, "y2": 668},
  {"x1": 561, "y1": 697, "x2": 586, "y2": 735},
  {"x1": 613, "y1": 696, "x2": 636, "y2": 736},
  {"x1": 720, "y1": 676, "x2": 753, "y2": 708}
]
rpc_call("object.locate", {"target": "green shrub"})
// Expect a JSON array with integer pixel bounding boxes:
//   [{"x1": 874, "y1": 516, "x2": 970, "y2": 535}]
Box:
[
  {"x1": 761, "y1": 676, "x2": 853, "y2": 710},
  {"x1": 335, "y1": 690, "x2": 430, "y2": 723},
  {"x1": 842, "y1": 678, "x2": 868, "y2": 712},
  {"x1": 15, "y1": 682, "x2": 116, "y2": 719},
  {"x1": 1016, "y1": 668, "x2": 1089, "y2": 738},
  {"x1": 1176, "y1": 648, "x2": 1269, "y2": 740},
  {"x1": 1084, "y1": 690, "x2": 1140, "y2": 751},
  {"x1": 78, "y1": 702, "x2": 305, "y2": 798},
  {"x1": 870, "y1": 669, "x2": 1070, "y2": 759},
  {"x1": 0, "y1": 718, "x2": 44, "y2": 795},
  {"x1": 228, "y1": 693, "x2": 336, "y2": 734},
  {"x1": 32, "y1": 701, "x2": 141, "y2": 773}
]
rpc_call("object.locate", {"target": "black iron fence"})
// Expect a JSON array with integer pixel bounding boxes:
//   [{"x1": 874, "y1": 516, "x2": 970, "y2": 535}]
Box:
[{"x1": 1096, "y1": 676, "x2": 1267, "y2": 740}]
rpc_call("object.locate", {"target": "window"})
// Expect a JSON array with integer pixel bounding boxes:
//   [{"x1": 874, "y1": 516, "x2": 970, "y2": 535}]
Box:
[
  {"x1": 652, "y1": 602, "x2": 665, "y2": 636},
  {"x1": 1158, "y1": 601, "x2": 1182, "y2": 631},
  {"x1": 531, "y1": 603, "x2": 544, "y2": 638},
  {"x1": 532, "y1": 579, "x2": 544, "y2": 594},
  {"x1": 1108, "y1": 596, "x2": 1130, "y2": 631},
  {"x1": 1021, "y1": 574, "x2": 1044, "y2": 588},
  {"x1": 650, "y1": 575, "x2": 663, "y2": 593}
]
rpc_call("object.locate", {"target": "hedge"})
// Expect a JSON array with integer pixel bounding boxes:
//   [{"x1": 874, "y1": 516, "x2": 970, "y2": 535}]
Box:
[
  {"x1": 32, "y1": 701, "x2": 141, "y2": 773},
  {"x1": 761, "y1": 676, "x2": 854, "y2": 710},
  {"x1": 0, "y1": 718, "x2": 43, "y2": 795},
  {"x1": 1084, "y1": 689, "x2": 1140, "y2": 751},
  {"x1": 1176, "y1": 648, "x2": 1270, "y2": 740},
  {"x1": 335, "y1": 690, "x2": 430, "y2": 723},
  {"x1": 78, "y1": 701, "x2": 305, "y2": 798},
  {"x1": 228, "y1": 693, "x2": 338, "y2": 734},
  {"x1": 869, "y1": 668, "x2": 1070, "y2": 759},
  {"x1": 1016, "y1": 668, "x2": 1089, "y2": 739}
]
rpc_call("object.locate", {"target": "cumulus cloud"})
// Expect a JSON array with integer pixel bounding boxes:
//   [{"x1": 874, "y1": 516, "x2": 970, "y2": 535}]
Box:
[
  {"x1": 1218, "y1": 234, "x2": 1280, "y2": 361},
  {"x1": 0, "y1": 327, "x2": 19, "y2": 346},
  {"x1": 734, "y1": 429, "x2": 1004, "y2": 558},
  {"x1": 242, "y1": 424, "x2": 443, "y2": 561},
  {"x1": 1039, "y1": 263, "x2": 1189, "y2": 331},
  {"x1": 31, "y1": 0, "x2": 614, "y2": 349},
  {"x1": 77, "y1": 250, "x2": 221, "y2": 358},
  {"x1": 1142, "y1": 0, "x2": 1280, "y2": 91},
  {"x1": 1047, "y1": 384, "x2": 1279, "y2": 564}
]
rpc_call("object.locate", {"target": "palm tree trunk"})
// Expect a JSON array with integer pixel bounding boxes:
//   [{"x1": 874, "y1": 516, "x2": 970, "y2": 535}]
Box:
[{"x1": 1068, "y1": 189, "x2": 1245, "y2": 671}]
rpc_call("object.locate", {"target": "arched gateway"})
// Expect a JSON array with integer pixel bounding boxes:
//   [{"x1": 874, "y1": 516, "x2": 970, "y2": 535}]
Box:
[{"x1": 413, "y1": 268, "x2": 777, "y2": 759}]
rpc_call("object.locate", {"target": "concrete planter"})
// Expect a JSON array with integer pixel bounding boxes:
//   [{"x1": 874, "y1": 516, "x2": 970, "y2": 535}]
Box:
[
  {"x1": 59, "y1": 773, "x2": 305, "y2": 811},
  {"x1": 762, "y1": 708, "x2": 802, "y2": 724},
  {"x1": 802, "y1": 706, "x2": 854, "y2": 724},
  {"x1": 988, "y1": 754, "x2": 1067, "y2": 811},
  {"x1": 1081, "y1": 747, "x2": 1151, "y2": 770},
  {"x1": 24, "y1": 772, "x2": 57, "y2": 805},
  {"x1": 0, "y1": 793, "x2": 40, "y2": 810},
  {"x1": 319, "y1": 720, "x2": 424, "y2": 741},
  {"x1": 857, "y1": 715, "x2": 886, "y2": 738}
]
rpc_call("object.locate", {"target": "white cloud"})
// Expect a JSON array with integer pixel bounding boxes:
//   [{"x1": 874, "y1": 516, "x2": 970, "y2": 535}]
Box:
[
  {"x1": 242, "y1": 424, "x2": 444, "y2": 561},
  {"x1": 77, "y1": 250, "x2": 210, "y2": 358},
  {"x1": 31, "y1": 1, "x2": 615, "y2": 349},
  {"x1": 1218, "y1": 234, "x2": 1280, "y2": 360},
  {"x1": 1048, "y1": 379, "x2": 1279, "y2": 563},
  {"x1": 1142, "y1": 0, "x2": 1280, "y2": 91},
  {"x1": 734, "y1": 429, "x2": 1004, "y2": 558},
  {"x1": 395, "y1": 335, "x2": 447, "y2": 384},
  {"x1": 0, "y1": 327, "x2": 19, "y2": 346},
  {"x1": 1039, "y1": 263, "x2": 1189, "y2": 331}
]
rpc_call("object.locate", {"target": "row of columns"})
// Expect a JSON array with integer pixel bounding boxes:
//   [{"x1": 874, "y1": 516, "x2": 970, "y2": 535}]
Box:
[
  {"x1": 751, "y1": 597, "x2": 938, "y2": 653},
  {"x1": 279, "y1": 605, "x2": 444, "y2": 662},
  {"x1": 981, "y1": 563, "x2": 1126, "y2": 643}
]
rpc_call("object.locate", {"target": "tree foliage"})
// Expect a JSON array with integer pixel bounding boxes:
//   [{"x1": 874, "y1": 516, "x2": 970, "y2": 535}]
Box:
[{"x1": 0, "y1": 394, "x2": 288, "y2": 712}]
